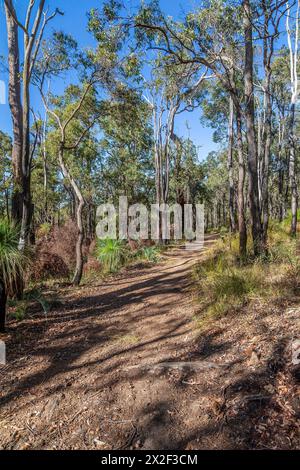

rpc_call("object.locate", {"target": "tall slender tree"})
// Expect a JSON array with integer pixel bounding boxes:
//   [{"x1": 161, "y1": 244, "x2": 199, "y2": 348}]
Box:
[
  {"x1": 286, "y1": 0, "x2": 299, "y2": 236},
  {"x1": 243, "y1": 0, "x2": 263, "y2": 255},
  {"x1": 4, "y1": 0, "x2": 62, "y2": 248}
]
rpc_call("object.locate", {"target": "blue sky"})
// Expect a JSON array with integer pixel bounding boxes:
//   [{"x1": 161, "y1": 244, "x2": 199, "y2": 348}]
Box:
[{"x1": 0, "y1": 0, "x2": 219, "y2": 160}]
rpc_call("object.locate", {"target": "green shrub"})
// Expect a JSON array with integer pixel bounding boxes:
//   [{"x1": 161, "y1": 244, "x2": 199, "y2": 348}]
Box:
[
  {"x1": 96, "y1": 238, "x2": 129, "y2": 273},
  {"x1": 0, "y1": 219, "x2": 29, "y2": 291},
  {"x1": 8, "y1": 288, "x2": 52, "y2": 322},
  {"x1": 136, "y1": 246, "x2": 161, "y2": 263}
]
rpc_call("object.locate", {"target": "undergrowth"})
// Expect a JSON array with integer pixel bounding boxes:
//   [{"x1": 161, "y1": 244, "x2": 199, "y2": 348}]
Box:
[
  {"x1": 96, "y1": 239, "x2": 129, "y2": 273},
  {"x1": 95, "y1": 239, "x2": 162, "y2": 275},
  {"x1": 8, "y1": 288, "x2": 55, "y2": 322},
  {"x1": 135, "y1": 246, "x2": 161, "y2": 263},
  {"x1": 193, "y1": 220, "x2": 299, "y2": 330}
]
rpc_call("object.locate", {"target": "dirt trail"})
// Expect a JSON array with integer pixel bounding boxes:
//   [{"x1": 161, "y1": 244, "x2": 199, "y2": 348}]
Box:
[{"x1": 0, "y1": 234, "x2": 299, "y2": 450}]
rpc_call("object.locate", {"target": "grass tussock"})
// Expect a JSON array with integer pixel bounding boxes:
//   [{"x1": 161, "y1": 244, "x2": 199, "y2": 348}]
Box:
[
  {"x1": 193, "y1": 221, "x2": 299, "y2": 330},
  {"x1": 0, "y1": 219, "x2": 29, "y2": 292},
  {"x1": 135, "y1": 246, "x2": 161, "y2": 263},
  {"x1": 96, "y1": 238, "x2": 129, "y2": 273},
  {"x1": 95, "y1": 239, "x2": 162, "y2": 275}
]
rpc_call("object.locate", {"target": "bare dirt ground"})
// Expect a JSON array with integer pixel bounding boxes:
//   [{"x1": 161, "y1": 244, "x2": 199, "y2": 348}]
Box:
[{"x1": 0, "y1": 234, "x2": 299, "y2": 450}]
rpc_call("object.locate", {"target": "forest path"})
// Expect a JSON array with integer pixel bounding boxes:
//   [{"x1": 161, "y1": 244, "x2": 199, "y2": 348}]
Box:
[
  {"x1": 1, "y1": 233, "x2": 298, "y2": 450},
  {"x1": 1, "y1": 234, "x2": 223, "y2": 450}
]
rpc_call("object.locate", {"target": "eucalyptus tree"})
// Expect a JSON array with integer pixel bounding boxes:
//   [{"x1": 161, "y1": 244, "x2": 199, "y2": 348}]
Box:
[
  {"x1": 286, "y1": 0, "x2": 300, "y2": 235},
  {"x1": 169, "y1": 136, "x2": 206, "y2": 210},
  {"x1": 89, "y1": 0, "x2": 212, "y2": 241},
  {"x1": 202, "y1": 151, "x2": 229, "y2": 230},
  {"x1": 134, "y1": 0, "x2": 249, "y2": 255},
  {"x1": 36, "y1": 10, "x2": 143, "y2": 283},
  {"x1": 147, "y1": 66, "x2": 210, "y2": 241},
  {"x1": 143, "y1": 61, "x2": 210, "y2": 213},
  {"x1": 250, "y1": 1, "x2": 291, "y2": 244},
  {"x1": 35, "y1": 32, "x2": 102, "y2": 285},
  {"x1": 30, "y1": 143, "x2": 61, "y2": 228},
  {"x1": 242, "y1": 0, "x2": 264, "y2": 255},
  {"x1": 4, "y1": 0, "x2": 62, "y2": 249},
  {"x1": 270, "y1": 50, "x2": 292, "y2": 221},
  {"x1": 39, "y1": 82, "x2": 101, "y2": 286},
  {"x1": 201, "y1": 78, "x2": 237, "y2": 232},
  {"x1": 134, "y1": 0, "x2": 294, "y2": 255}
]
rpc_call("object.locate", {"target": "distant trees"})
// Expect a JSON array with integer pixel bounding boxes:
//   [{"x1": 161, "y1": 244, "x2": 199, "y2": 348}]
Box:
[
  {"x1": 33, "y1": 14, "x2": 153, "y2": 284},
  {"x1": 98, "y1": 91, "x2": 154, "y2": 206},
  {"x1": 1, "y1": 0, "x2": 299, "y2": 300},
  {"x1": 133, "y1": 0, "x2": 299, "y2": 256},
  {"x1": 39, "y1": 82, "x2": 101, "y2": 286},
  {"x1": 35, "y1": 31, "x2": 105, "y2": 286},
  {"x1": 141, "y1": 61, "x2": 209, "y2": 240}
]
